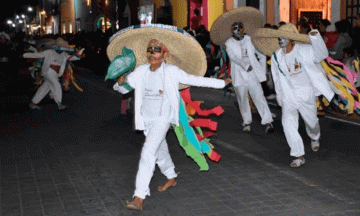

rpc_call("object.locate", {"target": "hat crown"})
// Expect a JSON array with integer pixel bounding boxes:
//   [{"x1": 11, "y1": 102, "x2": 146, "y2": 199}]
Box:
[{"x1": 278, "y1": 23, "x2": 299, "y2": 35}]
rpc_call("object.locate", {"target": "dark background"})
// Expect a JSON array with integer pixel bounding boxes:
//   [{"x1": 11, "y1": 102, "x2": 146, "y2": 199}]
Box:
[{"x1": 0, "y1": 0, "x2": 38, "y2": 30}]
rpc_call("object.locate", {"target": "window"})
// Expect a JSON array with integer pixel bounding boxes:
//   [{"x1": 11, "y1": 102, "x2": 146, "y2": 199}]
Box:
[
  {"x1": 76, "y1": 19, "x2": 81, "y2": 33},
  {"x1": 346, "y1": 0, "x2": 360, "y2": 25}
]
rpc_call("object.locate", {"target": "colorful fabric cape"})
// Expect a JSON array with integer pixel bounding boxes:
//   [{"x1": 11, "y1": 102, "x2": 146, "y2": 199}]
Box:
[
  {"x1": 319, "y1": 57, "x2": 360, "y2": 114},
  {"x1": 173, "y1": 88, "x2": 223, "y2": 171}
]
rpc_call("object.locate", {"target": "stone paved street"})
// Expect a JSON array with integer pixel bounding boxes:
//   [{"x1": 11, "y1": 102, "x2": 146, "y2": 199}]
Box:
[{"x1": 1, "y1": 66, "x2": 360, "y2": 216}]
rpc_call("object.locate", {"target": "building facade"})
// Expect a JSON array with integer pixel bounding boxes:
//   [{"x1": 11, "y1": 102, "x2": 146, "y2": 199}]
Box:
[{"x1": 33, "y1": 0, "x2": 359, "y2": 35}]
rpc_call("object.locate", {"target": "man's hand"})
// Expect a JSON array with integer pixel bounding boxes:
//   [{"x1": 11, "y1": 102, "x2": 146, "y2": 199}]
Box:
[
  {"x1": 117, "y1": 76, "x2": 125, "y2": 85},
  {"x1": 224, "y1": 77, "x2": 232, "y2": 86},
  {"x1": 247, "y1": 65, "x2": 253, "y2": 72}
]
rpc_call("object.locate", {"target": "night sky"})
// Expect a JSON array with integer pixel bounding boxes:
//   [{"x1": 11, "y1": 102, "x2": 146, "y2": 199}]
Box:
[{"x1": 0, "y1": 0, "x2": 39, "y2": 29}]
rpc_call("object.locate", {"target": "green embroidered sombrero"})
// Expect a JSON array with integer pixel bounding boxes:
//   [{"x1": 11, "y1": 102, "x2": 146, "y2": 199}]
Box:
[{"x1": 107, "y1": 24, "x2": 207, "y2": 89}]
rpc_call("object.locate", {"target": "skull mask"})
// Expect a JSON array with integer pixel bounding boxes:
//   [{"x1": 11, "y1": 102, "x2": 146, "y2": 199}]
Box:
[
  {"x1": 278, "y1": 38, "x2": 289, "y2": 48},
  {"x1": 232, "y1": 22, "x2": 245, "y2": 41}
]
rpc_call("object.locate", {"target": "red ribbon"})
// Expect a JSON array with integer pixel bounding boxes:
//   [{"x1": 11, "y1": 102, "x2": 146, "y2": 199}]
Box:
[{"x1": 181, "y1": 88, "x2": 224, "y2": 116}]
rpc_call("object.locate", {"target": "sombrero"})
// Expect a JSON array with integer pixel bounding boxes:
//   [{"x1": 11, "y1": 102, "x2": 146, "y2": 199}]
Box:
[
  {"x1": 54, "y1": 37, "x2": 72, "y2": 48},
  {"x1": 252, "y1": 23, "x2": 311, "y2": 56},
  {"x1": 107, "y1": 24, "x2": 207, "y2": 89},
  {"x1": 210, "y1": 6, "x2": 263, "y2": 46},
  {"x1": 36, "y1": 38, "x2": 56, "y2": 50}
]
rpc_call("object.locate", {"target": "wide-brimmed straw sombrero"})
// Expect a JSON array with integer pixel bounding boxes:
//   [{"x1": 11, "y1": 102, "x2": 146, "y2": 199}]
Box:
[
  {"x1": 107, "y1": 24, "x2": 207, "y2": 89},
  {"x1": 210, "y1": 6, "x2": 263, "y2": 46},
  {"x1": 54, "y1": 37, "x2": 72, "y2": 48},
  {"x1": 252, "y1": 23, "x2": 311, "y2": 56},
  {"x1": 36, "y1": 38, "x2": 56, "y2": 50}
]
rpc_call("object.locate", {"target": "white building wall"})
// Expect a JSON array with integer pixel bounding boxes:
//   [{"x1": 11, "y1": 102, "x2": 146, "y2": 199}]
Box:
[{"x1": 329, "y1": 0, "x2": 341, "y2": 31}]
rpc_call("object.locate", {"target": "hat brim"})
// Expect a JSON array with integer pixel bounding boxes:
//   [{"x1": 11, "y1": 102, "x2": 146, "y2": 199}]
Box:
[
  {"x1": 252, "y1": 28, "x2": 311, "y2": 56},
  {"x1": 210, "y1": 7, "x2": 263, "y2": 46},
  {"x1": 55, "y1": 37, "x2": 72, "y2": 48},
  {"x1": 107, "y1": 25, "x2": 207, "y2": 89}
]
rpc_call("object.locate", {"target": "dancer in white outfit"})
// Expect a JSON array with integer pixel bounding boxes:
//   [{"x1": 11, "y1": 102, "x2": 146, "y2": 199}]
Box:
[
  {"x1": 108, "y1": 25, "x2": 230, "y2": 210},
  {"x1": 210, "y1": 7, "x2": 274, "y2": 133},
  {"x1": 24, "y1": 38, "x2": 80, "y2": 110},
  {"x1": 252, "y1": 23, "x2": 334, "y2": 167},
  {"x1": 226, "y1": 22, "x2": 274, "y2": 132}
]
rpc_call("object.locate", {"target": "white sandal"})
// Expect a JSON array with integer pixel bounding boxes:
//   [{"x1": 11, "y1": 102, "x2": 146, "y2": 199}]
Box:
[
  {"x1": 311, "y1": 139, "x2": 320, "y2": 152},
  {"x1": 290, "y1": 158, "x2": 305, "y2": 168}
]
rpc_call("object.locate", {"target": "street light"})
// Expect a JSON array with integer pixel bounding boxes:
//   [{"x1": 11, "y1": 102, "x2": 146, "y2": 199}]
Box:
[{"x1": 28, "y1": 6, "x2": 33, "y2": 12}]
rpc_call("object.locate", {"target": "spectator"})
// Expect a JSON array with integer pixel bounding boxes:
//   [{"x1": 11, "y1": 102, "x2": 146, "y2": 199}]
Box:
[
  {"x1": 297, "y1": 17, "x2": 308, "y2": 30},
  {"x1": 328, "y1": 20, "x2": 353, "y2": 60},
  {"x1": 264, "y1": 23, "x2": 272, "y2": 28},
  {"x1": 190, "y1": 9, "x2": 203, "y2": 31},
  {"x1": 318, "y1": 19, "x2": 331, "y2": 36},
  {"x1": 352, "y1": 15, "x2": 360, "y2": 54},
  {"x1": 299, "y1": 22, "x2": 312, "y2": 34},
  {"x1": 279, "y1": 21, "x2": 286, "y2": 28}
]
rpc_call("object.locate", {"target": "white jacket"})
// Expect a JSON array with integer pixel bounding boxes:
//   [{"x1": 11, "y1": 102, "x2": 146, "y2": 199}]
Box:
[
  {"x1": 113, "y1": 63, "x2": 225, "y2": 131},
  {"x1": 225, "y1": 35, "x2": 267, "y2": 86},
  {"x1": 271, "y1": 30, "x2": 335, "y2": 107}
]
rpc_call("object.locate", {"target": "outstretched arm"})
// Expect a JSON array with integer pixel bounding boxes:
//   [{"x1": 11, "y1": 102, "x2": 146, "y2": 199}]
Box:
[
  {"x1": 23, "y1": 50, "x2": 48, "y2": 58},
  {"x1": 178, "y1": 68, "x2": 226, "y2": 89}
]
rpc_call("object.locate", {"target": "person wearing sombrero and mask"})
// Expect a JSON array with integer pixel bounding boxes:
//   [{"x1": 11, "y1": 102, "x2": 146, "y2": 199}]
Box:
[
  {"x1": 252, "y1": 23, "x2": 335, "y2": 168},
  {"x1": 210, "y1": 7, "x2": 274, "y2": 133},
  {"x1": 23, "y1": 37, "x2": 81, "y2": 110},
  {"x1": 109, "y1": 25, "x2": 230, "y2": 210}
]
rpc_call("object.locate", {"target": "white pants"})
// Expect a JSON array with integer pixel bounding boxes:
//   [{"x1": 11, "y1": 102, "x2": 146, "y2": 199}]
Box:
[
  {"x1": 32, "y1": 69, "x2": 62, "y2": 105},
  {"x1": 134, "y1": 120, "x2": 177, "y2": 199},
  {"x1": 233, "y1": 72, "x2": 273, "y2": 125},
  {"x1": 282, "y1": 87, "x2": 320, "y2": 157}
]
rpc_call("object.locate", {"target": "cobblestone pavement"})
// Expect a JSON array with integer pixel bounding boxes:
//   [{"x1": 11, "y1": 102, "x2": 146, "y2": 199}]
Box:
[{"x1": 1, "y1": 66, "x2": 360, "y2": 216}]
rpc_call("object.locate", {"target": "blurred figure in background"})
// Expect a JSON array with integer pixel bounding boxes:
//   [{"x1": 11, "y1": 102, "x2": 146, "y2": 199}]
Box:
[{"x1": 328, "y1": 20, "x2": 353, "y2": 60}]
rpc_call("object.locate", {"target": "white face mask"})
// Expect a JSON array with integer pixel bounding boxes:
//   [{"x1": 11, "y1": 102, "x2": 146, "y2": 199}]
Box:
[{"x1": 278, "y1": 38, "x2": 289, "y2": 48}]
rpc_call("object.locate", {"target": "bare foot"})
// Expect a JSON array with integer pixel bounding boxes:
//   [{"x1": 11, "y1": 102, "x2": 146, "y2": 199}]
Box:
[
  {"x1": 126, "y1": 196, "x2": 143, "y2": 210},
  {"x1": 157, "y1": 178, "x2": 177, "y2": 192}
]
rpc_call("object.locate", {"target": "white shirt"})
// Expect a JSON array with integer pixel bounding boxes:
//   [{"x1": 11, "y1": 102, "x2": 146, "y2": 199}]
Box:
[
  {"x1": 141, "y1": 67, "x2": 171, "y2": 121},
  {"x1": 113, "y1": 63, "x2": 225, "y2": 131},
  {"x1": 284, "y1": 45, "x2": 312, "y2": 90},
  {"x1": 239, "y1": 39, "x2": 251, "y2": 69}
]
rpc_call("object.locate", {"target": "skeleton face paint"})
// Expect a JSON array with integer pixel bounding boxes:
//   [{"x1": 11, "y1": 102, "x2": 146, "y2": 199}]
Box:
[
  {"x1": 232, "y1": 22, "x2": 245, "y2": 40},
  {"x1": 278, "y1": 38, "x2": 289, "y2": 48}
]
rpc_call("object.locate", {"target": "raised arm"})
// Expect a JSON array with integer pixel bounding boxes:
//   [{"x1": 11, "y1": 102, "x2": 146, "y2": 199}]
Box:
[{"x1": 309, "y1": 30, "x2": 328, "y2": 63}]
